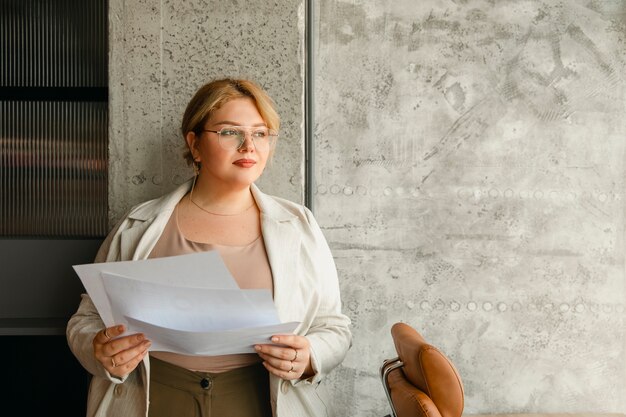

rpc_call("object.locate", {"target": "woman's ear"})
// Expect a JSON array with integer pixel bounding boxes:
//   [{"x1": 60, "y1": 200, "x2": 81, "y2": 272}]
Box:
[{"x1": 186, "y1": 131, "x2": 199, "y2": 161}]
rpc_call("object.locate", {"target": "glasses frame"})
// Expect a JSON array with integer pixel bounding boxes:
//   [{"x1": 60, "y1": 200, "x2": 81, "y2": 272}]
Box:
[{"x1": 201, "y1": 126, "x2": 278, "y2": 151}]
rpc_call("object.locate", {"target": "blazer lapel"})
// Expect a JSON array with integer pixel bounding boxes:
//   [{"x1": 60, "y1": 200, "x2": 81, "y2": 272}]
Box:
[
  {"x1": 252, "y1": 185, "x2": 302, "y2": 324},
  {"x1": 119, "y1": 180, "x2": 194, "y2": 261},
  {"x1": 261, "y1": 213, "x2": 302, "y2": 323},
  {"x1": 119, "y1": 222, "x2": 152, "y2": 261}
]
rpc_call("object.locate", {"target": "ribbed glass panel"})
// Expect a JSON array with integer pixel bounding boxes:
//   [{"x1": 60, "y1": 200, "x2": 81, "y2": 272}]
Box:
[
  {"x1": 0, "y1": 101, "x2": 108, "y2": 236},
  {"x1": 1, "y1": 0, "x2": 107, "y2": 87},
  {"x1": 0, "y1": 0, "x2": 108, "y2": 237}
]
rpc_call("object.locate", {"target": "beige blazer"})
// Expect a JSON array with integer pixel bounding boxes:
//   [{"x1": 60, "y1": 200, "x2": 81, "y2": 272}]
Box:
[{"x1": 66, "y1": 180, "x2": 352, "y2": 417}]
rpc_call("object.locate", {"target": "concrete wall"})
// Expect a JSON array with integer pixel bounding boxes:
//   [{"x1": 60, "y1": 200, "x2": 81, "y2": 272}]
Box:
[
  {"x1": 109, "y1": 0, "x2": 305, "y2": 225},
  {"x1": 314, "y1": 0, "x2": 626, "y2": 415},
  {"x1": 108, "y1": 0, "x2": 626, "y2": 415}
]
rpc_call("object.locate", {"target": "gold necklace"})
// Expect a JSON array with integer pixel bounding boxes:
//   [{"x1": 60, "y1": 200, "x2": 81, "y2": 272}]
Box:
[
  {"x1": 188, "y1": 187, "x2": 255, "y2": 217},
  {"x1": 189, "y1": 196, "x2": 255, "y2": 216}
]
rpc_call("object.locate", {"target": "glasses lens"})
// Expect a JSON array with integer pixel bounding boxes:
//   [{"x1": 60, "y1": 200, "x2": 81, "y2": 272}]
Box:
[
  {"x1": 217, "y1": 127, "x2": 277, "y2": 150},
  {"x1": 218, "y1": 127, "x2": 244, "y2": 150},
  {"x1": 250, "y1": 128, "x2": 276, "y2": 151}
]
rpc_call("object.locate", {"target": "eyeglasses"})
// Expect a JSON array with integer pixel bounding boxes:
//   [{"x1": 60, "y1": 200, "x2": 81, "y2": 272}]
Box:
[{"x1": 202, "y1": 126, "x2": 278, "y2": 151}]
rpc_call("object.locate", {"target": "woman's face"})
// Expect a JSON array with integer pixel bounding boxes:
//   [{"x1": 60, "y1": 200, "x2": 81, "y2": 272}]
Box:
[{"x1": 188, "y1": 97, "x2": 272, "y2": 190}]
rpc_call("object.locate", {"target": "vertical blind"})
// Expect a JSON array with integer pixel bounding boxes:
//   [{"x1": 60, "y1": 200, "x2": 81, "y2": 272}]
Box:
[{"x1": 0, "y1": 0, "x2": 108, "y2": 237}]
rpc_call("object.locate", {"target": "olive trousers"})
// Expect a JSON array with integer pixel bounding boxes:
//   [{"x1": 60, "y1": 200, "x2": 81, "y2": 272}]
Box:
[{"x1": 148, "y1": 357, "x2": 272, "y2": 417}]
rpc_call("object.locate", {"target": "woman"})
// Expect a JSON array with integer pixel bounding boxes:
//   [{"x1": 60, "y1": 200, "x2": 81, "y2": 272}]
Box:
[{"x1": 66, "y1": 78, "x2": 352, "y2": 417}]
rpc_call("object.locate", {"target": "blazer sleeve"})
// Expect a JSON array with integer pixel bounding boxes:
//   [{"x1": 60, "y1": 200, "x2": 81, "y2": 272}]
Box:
[
  {"x1": 65, "y1": 214, "x2": 131, "y2": 382},
  {"x1": 299, "y1": 207, "x2": 352, "y2": 385}
]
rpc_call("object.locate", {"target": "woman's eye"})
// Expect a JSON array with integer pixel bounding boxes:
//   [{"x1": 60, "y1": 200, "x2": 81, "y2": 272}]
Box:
[
  {"x1": 221, "y1": 129, "x2": 239, "y2": 137},
  {"x1": 253, "y1": 130, "x2": 268, "y2": 138}
]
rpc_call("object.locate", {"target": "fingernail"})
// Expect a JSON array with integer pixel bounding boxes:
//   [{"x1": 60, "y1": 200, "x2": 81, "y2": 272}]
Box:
[
  {"x1": 143, "y1": 340, "x2": 151, "y2": 347},
  {"x1": 136, "y1": 334, "x2": 145, "y2": 342},
  {"x1": 117, "y1": 325, "x2": 124, "y2": 332},
  {"x1": 271, "y1": 336, "x2": 279, "y2": 342},
  {"x1": 254, "y1": 345, "x2": 261, "y2": 351}
]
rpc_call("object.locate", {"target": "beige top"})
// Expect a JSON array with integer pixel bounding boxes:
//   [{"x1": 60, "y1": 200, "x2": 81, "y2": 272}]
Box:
[{"x1": 147, "y1": 202, "x2": 274, "y2": 373}]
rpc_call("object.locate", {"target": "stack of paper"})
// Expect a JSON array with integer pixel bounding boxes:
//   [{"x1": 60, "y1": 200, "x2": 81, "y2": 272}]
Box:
[{"x1": 73, "y1": 252, "x2": 299, "y2": 355}]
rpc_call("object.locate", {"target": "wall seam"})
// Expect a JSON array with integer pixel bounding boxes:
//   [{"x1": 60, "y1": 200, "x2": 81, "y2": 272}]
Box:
[{"x1": 304, "y1": 0, "x2": 314, "y2": 211}]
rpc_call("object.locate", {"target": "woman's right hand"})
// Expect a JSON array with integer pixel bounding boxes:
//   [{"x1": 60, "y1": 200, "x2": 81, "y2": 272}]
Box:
[{"x1": 93, "y1": 324, "x2": 151, "y2": 378}]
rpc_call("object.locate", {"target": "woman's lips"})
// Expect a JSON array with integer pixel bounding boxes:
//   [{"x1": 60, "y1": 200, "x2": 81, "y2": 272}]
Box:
[{"x1": 233, "y1": 159, "x2": 256, "y2": 168}]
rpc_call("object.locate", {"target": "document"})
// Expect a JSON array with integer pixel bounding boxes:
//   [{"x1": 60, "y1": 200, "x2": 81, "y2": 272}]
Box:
[
  {"x1": 73, "y1": 252, "x2": 300, "y2": 355},
  {"x1": 126, "y1": 317, "x2": 298, "y2": 355}
]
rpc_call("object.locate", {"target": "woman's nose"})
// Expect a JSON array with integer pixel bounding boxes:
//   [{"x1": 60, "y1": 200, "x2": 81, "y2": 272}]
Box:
[{"x1": 238, "y1": 133, "x2": 256, "y2": 152}]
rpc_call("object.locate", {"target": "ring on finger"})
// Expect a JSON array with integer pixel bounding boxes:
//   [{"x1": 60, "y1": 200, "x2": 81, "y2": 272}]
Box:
[
  {"x1": 289, "y1": 362, "x2": 294, "y2": 372},
  {"x1": 291, "y1": 348, "x2": 298, "y2": 361},
  {"x1": 111, "y1": 357, "x2": 117, "y2": 368},
  {"x1": 103, "y1": 328, "x2": 111, "y2": 339}
]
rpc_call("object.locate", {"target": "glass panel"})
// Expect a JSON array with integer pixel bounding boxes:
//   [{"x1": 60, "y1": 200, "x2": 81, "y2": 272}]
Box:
[
  {"x1": 1, "y1": 0, "x2": 107, "y2": 88},
  {"x1": 0, "y1": 101, "x2": 107, "y2": 236},
  {"x1": 0, "y1": 0, "x2": 108, "y2": 237}
]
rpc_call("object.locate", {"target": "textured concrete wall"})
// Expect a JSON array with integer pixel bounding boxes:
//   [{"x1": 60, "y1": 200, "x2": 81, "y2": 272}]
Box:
[
  {"x1": 315, "y1": 1, "x2": 626, "y2": 415},
  {"x1": 108, "y1": 0, "x2": 305, "y2": 225},
  {"x1": 108, "y1": 0, "x2": 626, "y2": 415}
]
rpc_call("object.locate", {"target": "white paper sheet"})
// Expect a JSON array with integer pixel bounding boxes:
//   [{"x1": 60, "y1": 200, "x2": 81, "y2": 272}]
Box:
[
  {"x1": 73, "y1": 251, "x2": 300, "y2": 355},
  {"x1": 125, "y1": 316, "x2": 299, "y2": 355},
  {"x1": 101, "y1": 271, "x2": 280, "y2": 332},
  {"x1": 73, "y1": 251, "x2": 238, "y2": 326}
]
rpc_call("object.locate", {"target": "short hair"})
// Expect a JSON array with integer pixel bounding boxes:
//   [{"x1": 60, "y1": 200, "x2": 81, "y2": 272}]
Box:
[{"x1": 181, "y1": 78, "x2": 280, "y2": 165}]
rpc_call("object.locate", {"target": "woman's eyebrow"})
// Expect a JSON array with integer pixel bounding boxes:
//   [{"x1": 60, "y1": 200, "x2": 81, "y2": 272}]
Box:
[{"x1": 212, "y1": 120, "x2": 267, "y2": 127}]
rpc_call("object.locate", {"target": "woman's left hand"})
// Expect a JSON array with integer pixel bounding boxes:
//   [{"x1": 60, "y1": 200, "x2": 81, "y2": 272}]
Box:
[{"x1": 255, "y1": 335, "x2": 313, "y2": 381}]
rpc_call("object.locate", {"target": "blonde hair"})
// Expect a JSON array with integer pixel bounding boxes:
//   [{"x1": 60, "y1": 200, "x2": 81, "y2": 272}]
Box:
[{"x1": 181, "y1": 78, "x2": 280, "y2": 165}]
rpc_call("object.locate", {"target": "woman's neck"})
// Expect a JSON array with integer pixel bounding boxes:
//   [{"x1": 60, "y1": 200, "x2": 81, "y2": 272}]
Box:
[{"x1": 190, "y1": 175, "x2": 255, "y2": 215}]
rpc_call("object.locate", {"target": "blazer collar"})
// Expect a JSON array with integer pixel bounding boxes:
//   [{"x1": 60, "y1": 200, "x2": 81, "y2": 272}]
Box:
[
  {"x1": 118, "y1": 180, "x2": 193, "y2": 260},
  {"x1": 250, "y1": 184, "x2": 297, "y2": 223},
  {"x1": 127, "y1": 180, "x2": 194, "y2": 222}
]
